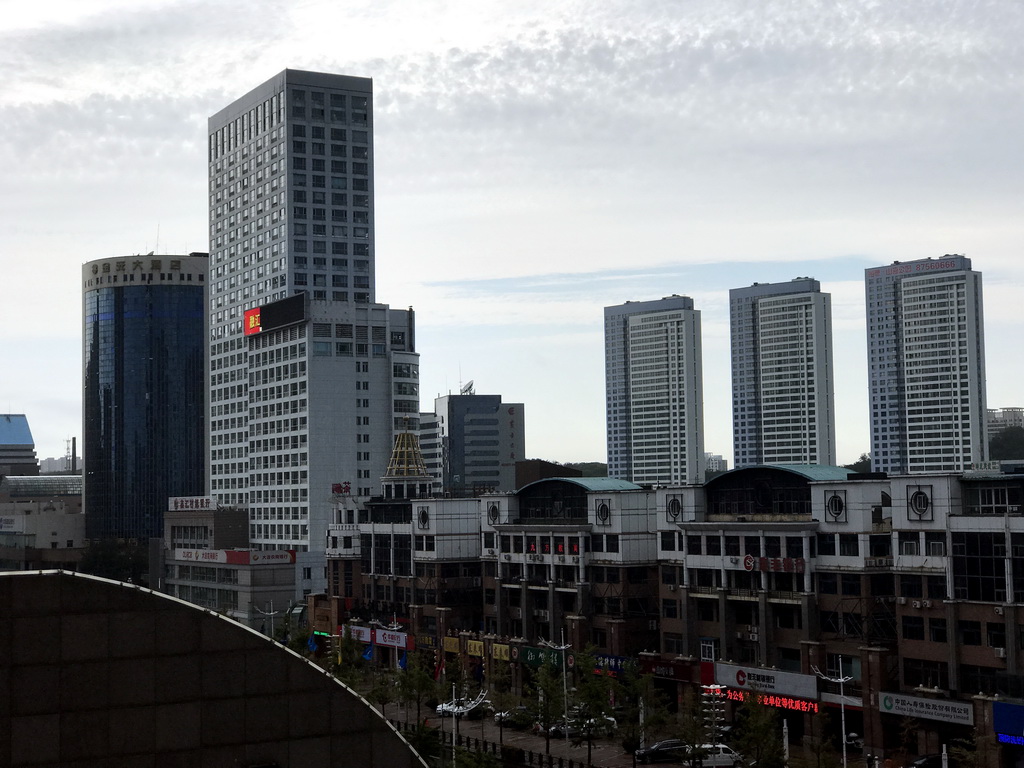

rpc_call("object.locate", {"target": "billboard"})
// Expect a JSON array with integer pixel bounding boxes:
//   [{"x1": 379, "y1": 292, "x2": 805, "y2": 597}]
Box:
[
  {"x1": 242, "y1": 293, "x2": 306, "y2": 337},
  {"x1": 715, "y1": 662, "x2": 818, "y2": 700},
  {"x1": 879, "y1": 692, "x2": 973, "y2": 726}
]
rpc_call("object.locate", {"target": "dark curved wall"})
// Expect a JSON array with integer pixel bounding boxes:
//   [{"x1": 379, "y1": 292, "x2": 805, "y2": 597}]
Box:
[
  {"x1": 83, "y1": 281, "x2": 205, "y2": 540},
  {"x1": 0, "y1": 571, "x2": 426, "y2": 768}
]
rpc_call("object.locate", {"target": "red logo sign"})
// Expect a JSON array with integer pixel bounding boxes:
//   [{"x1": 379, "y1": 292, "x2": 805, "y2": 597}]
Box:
[
  {"x1": 243, "y1": 307, "x2": 262, "y2": 336},
  {"x1": 736, "y1": 670, "x2": 747, "y2": 686}
]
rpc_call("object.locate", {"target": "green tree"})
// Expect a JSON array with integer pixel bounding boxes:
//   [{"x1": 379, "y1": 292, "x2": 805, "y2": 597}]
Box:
[
  {"x1": 950, "y1": 730, "x2": 999, "y2": 768},
  {"x1": 731, "y1": 692, "x2": 785, "y2": 768},
  {"x1": 674, "y1": 686, "x2": 711, "y2": 766},
  {"x1": 571, "y1": 648, "x2": 615, "y2": 766},
  {"x1": 398, "y1": 651, "x2": 439, "y2": 725},
  {"x1": 453, "y1": 746, "x2": 501, "y2": 768},
  {"x1": 807, "y1": 712, "x2": 841, "y2": 768},
  {"x1": 487, "y1": 658, "x2": 520, "y2": 747},
  {"x1": 843, "y1": 453, "x2": 872, "y2": 473},
  {"x1": 614, "y1": 659, "x2": 670, "y2": 764},
  {"x1": 368, "y1": 668, "x2": 399, "y2": 714},
  {"x1": 991, "y1": 426, "x2": 1024, "y2": 460},
  {"x1": 527, "y1": 659, "x2": 566, "y2": 755}
]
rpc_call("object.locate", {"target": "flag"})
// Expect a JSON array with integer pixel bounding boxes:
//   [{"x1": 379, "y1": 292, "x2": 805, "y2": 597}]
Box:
[
  {"x1": 434, "y1": 658, "x2": 445, "y2": 681},
  {"x1": 362, "y1": 644, "x2": 373, "y2": 661},
  {"x1": 399, "y1": 651, "x2": 407, "y2": 671}
]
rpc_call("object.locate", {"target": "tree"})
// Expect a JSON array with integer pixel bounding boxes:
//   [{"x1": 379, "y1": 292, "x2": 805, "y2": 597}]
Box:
[
  {"x1": 991, "y1": 426, "x2": 1024, "y2": 460},
  {"x1": 487, "y1": 658, "x2": 520, "y2": 747},
  {"x1": 397, "y1": 651, "x2": 439, "y2": 725},
  {"x1": 526, "y1": 659, "x2": 566, "y2": 755},
  {"x1": 731, "y1": 692, "x2": 785, "y2": 768},
  {"x1": 571, "y1": 648, "x2": 615, "y2": 766},
  {"x1": 950, "y1": 730, "x2": 1000, "y2": 768},
  {"x1": 807, "y1": 712, "x2": 841, "y2": 768},
  {"x1": 614, "y1": 660, "x2": 670, "y2": 765},
  {"x1": 843, "y1": 453, "x2": 872, "y2": 473}
]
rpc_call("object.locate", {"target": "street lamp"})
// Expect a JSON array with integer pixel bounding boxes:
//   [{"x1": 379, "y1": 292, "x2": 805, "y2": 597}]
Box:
[
  {"x1": 539, "y1": 630, "x2": 572, "y2": 748},
  {"x1": 812, "y1": 655, "x2": 853, "y2": 768}
]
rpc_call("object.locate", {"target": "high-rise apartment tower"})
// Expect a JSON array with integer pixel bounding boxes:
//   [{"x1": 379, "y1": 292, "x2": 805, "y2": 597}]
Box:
[
  {"x1": 605, "y1": 296, "x2": 705, "y2": 486},
  {"x1": 865, "y1": 255, "x2": 987, "y2": 474},
  {"x1": 730, "y1": 278, "x2": 836, "y2": 468},
  {"x1": 208, "y1": 70, "x2": 419, "y2": 595}
]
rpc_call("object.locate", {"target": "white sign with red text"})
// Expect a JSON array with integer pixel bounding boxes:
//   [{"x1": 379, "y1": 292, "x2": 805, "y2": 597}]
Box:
[{"x1": 715, "y1": 662, "x2": 818, "y2": 700}]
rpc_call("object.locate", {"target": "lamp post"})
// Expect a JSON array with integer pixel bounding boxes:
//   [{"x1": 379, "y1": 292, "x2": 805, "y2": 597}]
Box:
[{"x1": 812, "y1": 655, "x2": 853, "y2": 768}]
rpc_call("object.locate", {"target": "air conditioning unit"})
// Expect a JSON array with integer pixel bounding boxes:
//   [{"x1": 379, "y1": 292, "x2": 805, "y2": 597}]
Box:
[
  {"x1": 912, "y1": 600, "x2": 922, "y2": 609},
  {"x1": 729, "y1": 557, "x2": 740, "y2": 565},
  {"x1": 571, "y1": 556, "x2": 579, "y2": 563},
  {"x1": 996, "y1": 647, "x2": 1007, "y2": 659},
  {"x1": 922, "y1": 600, "x2": 932, "y2": 608},
  {"x1": 748, "y1": 632, "x2": 760, "y2": 642},
  {"x1": 995, "y1": 606, "x2": 1005, "y2": 616},
  {"x1": 557, "y1": 555, "x2": 566, "y2": 563},
  {"x1": 502, "y1": 554, "x2": 512, "y2": 561},
  {"x1": 486, "y1": 548, "x2": 495, "y2": 556},
  {"x1": 668, "y1": 585, "x2": 677, "y2": 592},
  {"x1": 897, "y1": 597, "x2": 908, "y2": 605},
  {"x1": 736, "y1": 631, "x2": 745, "y2": 640}
]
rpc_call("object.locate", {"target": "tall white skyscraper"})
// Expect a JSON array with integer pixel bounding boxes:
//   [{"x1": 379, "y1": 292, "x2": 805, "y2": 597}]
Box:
[
  {"x1": 730, "y1": 279, "x2": 836, "y2": 468},
  {"x1": 604, "y1": 296, "x2": 705, "y2": 486},
  {"x1": 207, "y1": 70, "x2": 419, "y2": 595},
  {"x1": 866, "y1": 255, "x2": 987, "y2": 474}
]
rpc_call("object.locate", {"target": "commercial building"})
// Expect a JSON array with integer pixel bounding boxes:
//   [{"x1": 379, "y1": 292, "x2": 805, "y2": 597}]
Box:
[
  {"x1": 0, "y1": 475, "x2": 84, "y2": 571},
  {"x1": 207, "y1": 70, "x2": 418, "y2": 597},
  {"x1": 865, "y1": 256, "x2": 988, "y2": 474},
  {"x1": 418, "y1": 392, "x2": 525, "y2": 496},
  {"x1": 604, "y1": 296, "x2": 705, "y2": 486},
  {"x1": 988, "y1": 407, "x2": 1024, "y2": 438},
  {"x1": 82, "y1": 254, "x2": 207, "y2": 541},
  {"x1": 730, "y1": 279, "x2": 836, "y2": 468},
  {"x1": 0, "y1": 415, "x2": 39, "y2": 478}
]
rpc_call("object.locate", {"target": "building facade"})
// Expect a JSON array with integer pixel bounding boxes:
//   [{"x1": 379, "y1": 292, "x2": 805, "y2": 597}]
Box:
[
  {"x1": 605, "y1": 296, "x2": 705, "y2": 486},
  {"x1": 208, "y1": 70, "x2": 418, "y2": 596},
  {"x1": 82, "y1": 254, "x2": 207, "y2": 541},
  {"x1": 419, "y1": 393, "x2": 525, "y2": 496},
  {"x1": 866, "y1": 256, "x2": 988, "y2": 474},
  {"x1": 0, "y1": 475, "x2": 84, "y2": 571},
  {"x1": 730, "y1": 279, "x2": 836, "y2": 468},
  {"x1": 0, "y1": 415, "x2": 39, "y2": 478}
]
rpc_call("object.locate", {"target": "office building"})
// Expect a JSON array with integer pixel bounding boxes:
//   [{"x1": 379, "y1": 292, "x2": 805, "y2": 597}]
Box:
[
  {"x1": 989, "y1": 407, "x2": 1024, "y2": 438},
  {"x1": 0, "y1": 415, "x2": 39, "y2": 478},
  {"x1": 604, "y1": 296, "x2": 705, "y2": 486},
  {"x1": 865, "y1": 256, "x2": 987, "y2": 473},
  {"x1": 419, "y1": 391, "x2": 525, "y2": 496},
  {"x1": 82, "y1": 254, "x2": 207, "y2": 540},
  {"x1": 208, "y1": 70, "x2": 418, "y2": 596},
  {"x1": 730, "y1": 279, "x2": 836, "y2": 468}
]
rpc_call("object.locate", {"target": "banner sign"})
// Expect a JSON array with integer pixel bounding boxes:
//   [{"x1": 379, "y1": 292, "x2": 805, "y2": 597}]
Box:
[
  {"x1": 995, "y1": 702, "x2": 1024, "y2": 745},
  {"x1": 880, "y1": 693, "x2": 973, "y2": 725},
  {"x1": 715, "y1": 662, "x2": 818, "y2": 700},
  {"x1": 443, "y1": 636, "x2": 460, "y2": 653},
  {"x1": 342, "y1": 625, "x2": 371, "y2": 643},
  {"x1": 417, "y1": 635, "x2": 436, "y2": 649},
  {"x1": 467, "y1": 640, "x2": 484, "y2": 657},
  {"x1": 492, "y1": 643, "x2": 510, "y2": 661},
  {"x1": 376, "y1": 630, "x2": 409, "y2": 649},
  {"x1": 175, "y1": 549, "x2": 295, "y2": 565},
  {"x1": 641, "y1": 657, "x2": 693, "y2": 682},
  {"x1": 168, "y1": 496, "x2": 215, "y2": 511},
  {"x1": 519, "y1": 645, "x2": 575, "y2": 669}
]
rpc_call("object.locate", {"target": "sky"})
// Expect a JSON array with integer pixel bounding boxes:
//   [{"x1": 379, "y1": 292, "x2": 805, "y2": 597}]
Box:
[{"x1": 1, "y1": 0, "x2": 1022, "y2": 466}]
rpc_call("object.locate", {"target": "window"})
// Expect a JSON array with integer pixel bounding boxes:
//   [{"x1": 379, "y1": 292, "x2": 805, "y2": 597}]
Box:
[
  {"x1": 662, "y1": 599, "x2": 679, "y2": 619},
  {"x1": 959, "y1": 620, "x2": 982, "y2": 646},
  {"x1": 687, "y1": 536, "x2": 702, "y2": 555},
  {"x1": 902, "y1": 615, "x2": 925, "y2": 641},
  {"x1": 929, "y1": 618, "x2": 947, "y2": 643},
  {"x1": 660, "y1": 531, "x2": 676, "y2": 551},
  {"x1": 839, "y1": 534, "x2": 860, "y2": 557}
]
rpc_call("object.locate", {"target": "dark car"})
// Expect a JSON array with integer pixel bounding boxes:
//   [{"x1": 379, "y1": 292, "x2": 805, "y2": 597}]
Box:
[{"x1": 635, "y1": 739, "x2": 685, "y2": 764}]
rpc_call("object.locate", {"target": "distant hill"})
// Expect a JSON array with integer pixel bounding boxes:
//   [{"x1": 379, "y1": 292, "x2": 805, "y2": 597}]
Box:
[{"x1": 562, "y1": 462, "x2": 608, "y2": 477}]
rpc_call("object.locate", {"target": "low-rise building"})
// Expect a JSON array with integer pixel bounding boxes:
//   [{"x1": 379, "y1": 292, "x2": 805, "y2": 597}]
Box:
[{"x1": 0, "y1": 475, "x2": 84, "y2": 571}]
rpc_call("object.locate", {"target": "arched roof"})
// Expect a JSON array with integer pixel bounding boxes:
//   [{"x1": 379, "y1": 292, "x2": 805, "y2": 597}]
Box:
[
  {"x1": 0, "y1": 570, "x2": 426, "y2": 768},
  {"x1": 515, "y1": 476, "x2": 642, "y2": 495}
]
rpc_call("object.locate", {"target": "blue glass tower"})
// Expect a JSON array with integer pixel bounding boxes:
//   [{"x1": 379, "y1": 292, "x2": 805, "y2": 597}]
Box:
[{"x1": 83, "y1": 254, "x2": 207, "y2": 540}]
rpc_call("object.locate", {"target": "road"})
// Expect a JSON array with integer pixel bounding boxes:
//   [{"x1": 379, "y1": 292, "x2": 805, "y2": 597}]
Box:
[{"x1": 381, "y1": 702, "x2": 642, "y2": 767}]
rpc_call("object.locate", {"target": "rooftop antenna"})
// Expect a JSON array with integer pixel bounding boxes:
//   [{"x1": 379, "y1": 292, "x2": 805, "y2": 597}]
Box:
[{"x1": 155, "y1": 223, "x2": 160, "y2": 254}]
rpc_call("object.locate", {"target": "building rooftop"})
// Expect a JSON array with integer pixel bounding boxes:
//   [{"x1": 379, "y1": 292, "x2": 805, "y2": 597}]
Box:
[
  {"x1": 0, "y1": 414, "x2": 34, "y2": 447},
  {"x1": 518, "y1": 476, "x2": 644, "y2": 494},
  {"x1": 746, "y1": 464, "x2": 854, "y2": 482},
  {"x1": 0, "y1": 475, "x2": 82, "y2": 499}
]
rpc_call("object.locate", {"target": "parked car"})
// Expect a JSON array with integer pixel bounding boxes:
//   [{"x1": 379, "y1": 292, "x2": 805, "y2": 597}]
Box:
[
  {"x1": 635, "y1": 741, "x2": 743, "y2": 766},
  {"x1": 494, "y1": 706, "x2": 532, "y2": 729}
]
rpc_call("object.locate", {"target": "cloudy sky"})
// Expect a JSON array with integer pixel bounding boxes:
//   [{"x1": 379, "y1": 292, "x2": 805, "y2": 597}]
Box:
[{"x1": 2, "y1": 0, "x2": 1022, "y2": 466}]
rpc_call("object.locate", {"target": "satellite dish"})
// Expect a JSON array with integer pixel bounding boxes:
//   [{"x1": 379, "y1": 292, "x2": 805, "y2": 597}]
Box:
[{"x1": 460, "y1": 380, "x2": 475, "y2": 395}]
